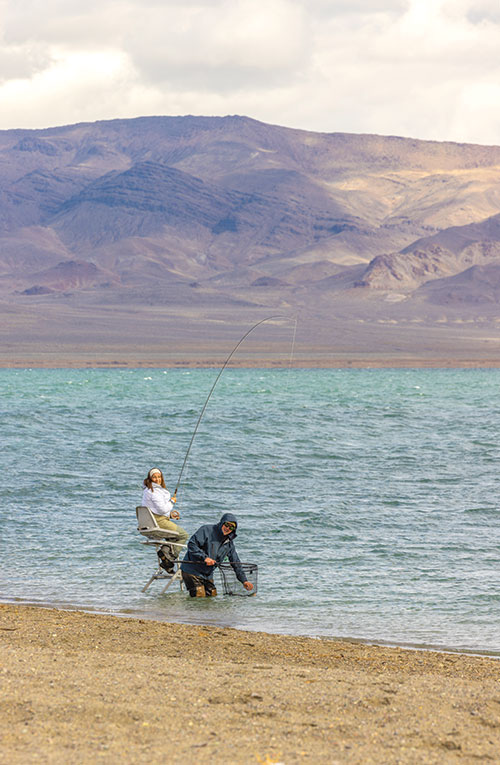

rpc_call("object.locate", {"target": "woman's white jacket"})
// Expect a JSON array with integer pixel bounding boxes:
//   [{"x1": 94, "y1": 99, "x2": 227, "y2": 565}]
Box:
[{"x1": 142, "y1": 485, "x2": 173, "y2": 517}]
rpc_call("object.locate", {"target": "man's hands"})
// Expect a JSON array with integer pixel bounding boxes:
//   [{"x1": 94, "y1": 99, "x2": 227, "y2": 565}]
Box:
[
  {"x1": 243, "y1": 581, "x2": 254, "y2": 591},
  {"x1": 204, "y1": 557, "x2": 216, "y2": 566}
]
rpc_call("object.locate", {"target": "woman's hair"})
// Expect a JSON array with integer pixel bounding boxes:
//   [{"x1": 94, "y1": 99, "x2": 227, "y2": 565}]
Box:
[{"x1": 143, "y1": 468, "x2": 166, "y2": 491}]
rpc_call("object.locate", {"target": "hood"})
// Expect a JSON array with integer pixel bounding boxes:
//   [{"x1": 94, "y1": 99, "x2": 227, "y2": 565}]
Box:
[{"x1": 217, "y1": 512, "x2": 238, "y2": 539}]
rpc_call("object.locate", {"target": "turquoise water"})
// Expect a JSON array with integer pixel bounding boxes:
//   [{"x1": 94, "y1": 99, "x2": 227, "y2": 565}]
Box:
[{"x1": 1, "y1": 367, "x2": 500, "y2": 655}]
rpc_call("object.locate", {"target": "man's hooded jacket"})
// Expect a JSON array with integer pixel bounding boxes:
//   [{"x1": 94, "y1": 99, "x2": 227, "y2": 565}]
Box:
[{"x1": 181, "y1": 512, "x2": 246, "y2": 583}]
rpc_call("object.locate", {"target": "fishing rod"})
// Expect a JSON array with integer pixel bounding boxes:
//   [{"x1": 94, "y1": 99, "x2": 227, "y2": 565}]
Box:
[{"x1": 172, "y1": 314, "x2": 294, "y2": 499}]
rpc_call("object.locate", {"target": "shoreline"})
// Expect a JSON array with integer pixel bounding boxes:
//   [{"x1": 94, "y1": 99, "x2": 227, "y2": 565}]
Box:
[
  {"x1": 2, "y1": 356, "x2": 500, "y2": 369},
  {"x1": 3, "y1": 597, "x2": 500, "y2": 661},
  {"x1": 2, "y1": 604, "x2": 500, "y2": 763}
]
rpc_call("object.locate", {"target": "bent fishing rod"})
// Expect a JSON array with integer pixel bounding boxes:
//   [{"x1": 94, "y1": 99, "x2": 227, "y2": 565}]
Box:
[{"x1": 172, "y1": 314, "x2": 295, "y2": 499}]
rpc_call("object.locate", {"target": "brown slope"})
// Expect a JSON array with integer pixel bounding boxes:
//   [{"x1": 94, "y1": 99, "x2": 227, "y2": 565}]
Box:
[
  {"x1": 44, "y1": 159, "x2": 363, "y2": 283},
  {"x1": 358, "y1": 213, "x2": 500, "y2": 291},
  {"x1": 416, "y1": 262, "x2": 500, "y2": 305},
  {"x1": 20, "y1": 259, "x2": 119, "y2": 293}
]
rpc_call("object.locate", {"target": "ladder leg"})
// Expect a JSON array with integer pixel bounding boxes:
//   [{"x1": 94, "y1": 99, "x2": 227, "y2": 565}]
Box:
[
  {"x1": 141, "y1": 566, "x2": 164, "y2": 593},
  {"x1": 161, "y1": 567, "x2": 182, "y2": 594},
  {"x1": 141, "y1": 573, "x2": 157, "y2": 593},
  {"x1": 139, "y1": 540, "x2": 186, "y2": 593}
]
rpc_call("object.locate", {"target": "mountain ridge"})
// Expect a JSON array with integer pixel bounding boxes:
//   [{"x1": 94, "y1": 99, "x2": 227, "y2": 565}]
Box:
[{"x1": 2, "y1": 115, "x2": 500, "y2": 361}]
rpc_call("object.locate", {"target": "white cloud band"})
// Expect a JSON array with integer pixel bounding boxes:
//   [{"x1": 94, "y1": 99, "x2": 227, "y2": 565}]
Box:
[{"x1": 0, "y1": 0, "x2": 499, "y2": 144}]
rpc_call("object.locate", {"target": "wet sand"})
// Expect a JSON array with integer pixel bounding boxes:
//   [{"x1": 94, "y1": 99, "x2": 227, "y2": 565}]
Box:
[{"x1": 1, "y1": 604, "x2": 499, "y2": 764}]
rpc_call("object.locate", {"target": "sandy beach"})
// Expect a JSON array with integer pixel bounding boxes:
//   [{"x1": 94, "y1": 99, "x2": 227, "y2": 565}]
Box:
[{"x1": 1, "y1": 605, "x2": 499, "y2": 764}]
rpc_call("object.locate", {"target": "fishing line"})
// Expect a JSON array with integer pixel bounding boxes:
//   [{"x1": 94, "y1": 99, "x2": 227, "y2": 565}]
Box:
[
  {"x1": 173, "y1": 314, "x2": 294, "y2": 499},
  {"x1": 284, "y1": 315, "x2": 298, "y2": 396}
]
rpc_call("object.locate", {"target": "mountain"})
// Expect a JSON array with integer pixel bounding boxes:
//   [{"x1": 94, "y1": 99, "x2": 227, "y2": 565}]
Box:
[
  {"x1": 358, "y1": 213, "x2": 500, "y2": 290},
  {"x1": 1, "y1": 115, "x2": 500, "y2": 364}
]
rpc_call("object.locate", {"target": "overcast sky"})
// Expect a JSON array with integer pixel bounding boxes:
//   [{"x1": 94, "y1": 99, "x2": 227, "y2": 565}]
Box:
[{"x1": 1, "y1": 0, "x2": 499, "y2": 144}]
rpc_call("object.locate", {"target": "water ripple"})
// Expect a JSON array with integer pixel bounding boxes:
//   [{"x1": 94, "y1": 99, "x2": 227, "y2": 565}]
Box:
[{"x1": 1, "y1": 367, "x2": 500, "y2": 653}]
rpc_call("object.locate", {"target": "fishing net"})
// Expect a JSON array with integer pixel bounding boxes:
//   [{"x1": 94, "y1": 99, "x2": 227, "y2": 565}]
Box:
[{"x1": 217, "y1": 563, "x2": 258, "y2": 596}]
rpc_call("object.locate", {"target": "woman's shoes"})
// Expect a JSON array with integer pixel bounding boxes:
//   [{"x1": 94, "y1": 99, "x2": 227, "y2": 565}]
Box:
[{"x1": 157, "y1": 548, "x2": 175, "y2": 574}]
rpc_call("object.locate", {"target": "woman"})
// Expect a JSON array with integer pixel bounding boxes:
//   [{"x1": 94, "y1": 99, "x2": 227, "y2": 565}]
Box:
[{"x1": 142, "y1": 467, "x2": 189, "y2": 573}]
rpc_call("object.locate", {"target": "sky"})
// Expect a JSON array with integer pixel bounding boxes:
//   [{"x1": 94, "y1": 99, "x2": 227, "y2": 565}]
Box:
[{"x1": 1, "y1": 0, "x2": 500, "y2": 144}]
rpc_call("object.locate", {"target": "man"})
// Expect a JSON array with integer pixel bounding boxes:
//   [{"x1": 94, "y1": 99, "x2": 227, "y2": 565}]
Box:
[{"x1": 181, "y1": 512, "x2": 254, "y2": 597}]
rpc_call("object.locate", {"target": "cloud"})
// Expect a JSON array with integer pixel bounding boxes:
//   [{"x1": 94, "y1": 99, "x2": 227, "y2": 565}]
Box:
[
  {"x1": 125, "y1": 0, "x2": 311, "y2": 89},
  {"x1": 0, "y1": 0, "x2": 499, "y2": 145},
  {"x1": 457, "y1": 0, "x2": 500, "y2": 25},
  {"x1": 0, "y1": 42, "x2": 50, "y2": 83}
]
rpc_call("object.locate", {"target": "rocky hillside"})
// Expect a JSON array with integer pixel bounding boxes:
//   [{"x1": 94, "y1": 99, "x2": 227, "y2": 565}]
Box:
[{"x1": 1, "y1": 115, "x2": 500, "y2": 361}]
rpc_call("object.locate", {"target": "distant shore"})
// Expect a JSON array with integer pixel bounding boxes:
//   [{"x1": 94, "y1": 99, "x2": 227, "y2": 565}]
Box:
[
  {"x1": 2, "y1": 355, "x2": 500, "y2": 368},
  {"x1": 2, "y1": 603, "x2": 500, "y2": 763}
]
